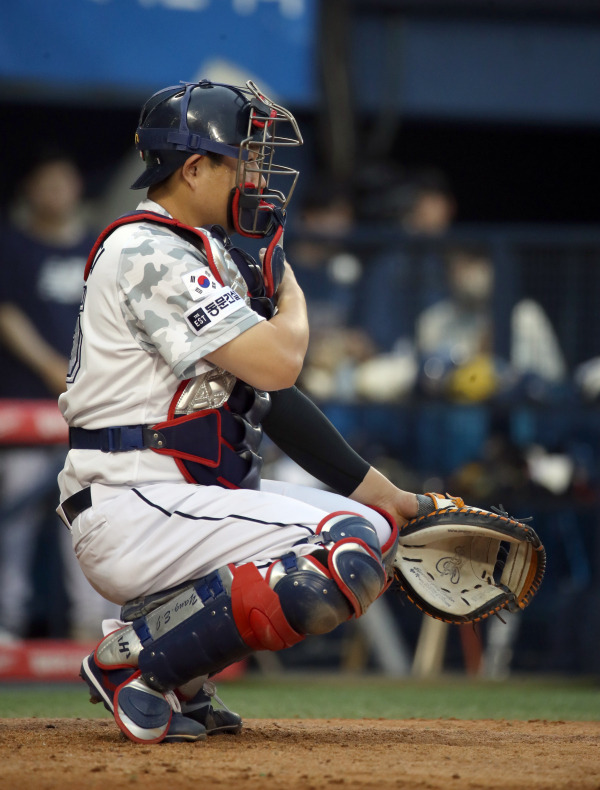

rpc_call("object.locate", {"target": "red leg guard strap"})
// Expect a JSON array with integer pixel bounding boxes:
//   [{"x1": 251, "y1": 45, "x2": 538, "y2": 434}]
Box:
[{"x1": 230, "y1": 563, "x2": 304, "y2": 652}]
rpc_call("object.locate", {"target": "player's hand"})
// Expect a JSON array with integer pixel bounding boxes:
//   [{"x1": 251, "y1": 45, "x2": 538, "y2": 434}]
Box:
[
  {"x1": 259, "y1": 251, "x2": 302, "y2": 303},
  {"x1": 276, "y1": 260, "x2": 296, "y2": 291},
  {"x1": 350, "y1": 467, "x2": 418, "y2": 527},
  {"x1": 372, "y1": 490, "x2": 419, "y2": 528}
]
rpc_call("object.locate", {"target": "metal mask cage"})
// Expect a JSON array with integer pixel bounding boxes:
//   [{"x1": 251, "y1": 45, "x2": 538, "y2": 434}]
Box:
[{"x1": 235, "y1": 80, "x2": 303, "y2": 236}]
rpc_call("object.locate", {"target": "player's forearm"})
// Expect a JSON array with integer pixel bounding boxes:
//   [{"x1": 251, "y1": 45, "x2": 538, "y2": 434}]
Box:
[
  {"x1": 0, "y1": 303, "x2": 68, "y2": 392},
  {"x1": 349, "y1": 466, "x2": 418, "y2": 526},
  {"x1": 263, "y1": 386, "x2": 370, "y2": 494},
  {"x1": 263, "y1": 388, "x2": 418, "y2": 524},
  {"x1": 206, "y1": 272, "x2": 309, "y2": 391},
  {"x1": 267, "y1": 276, "x2": 309, "y2": 373}
]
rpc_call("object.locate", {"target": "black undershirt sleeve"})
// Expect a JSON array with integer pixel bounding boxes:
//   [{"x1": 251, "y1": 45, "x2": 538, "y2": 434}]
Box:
[{"x1": 261, "y1": 386, "x2": 371, "y2": 496}]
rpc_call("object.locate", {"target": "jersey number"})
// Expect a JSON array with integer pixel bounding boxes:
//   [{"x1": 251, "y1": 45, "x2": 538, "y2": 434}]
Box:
[{"x1": 66, "y1": 284, "x2": 86, "y2": 385}]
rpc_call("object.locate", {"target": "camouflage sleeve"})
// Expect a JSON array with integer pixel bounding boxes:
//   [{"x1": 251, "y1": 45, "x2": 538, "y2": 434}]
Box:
[{"x1": 117, "y1": 223, "x2": 263, "y2": 378}]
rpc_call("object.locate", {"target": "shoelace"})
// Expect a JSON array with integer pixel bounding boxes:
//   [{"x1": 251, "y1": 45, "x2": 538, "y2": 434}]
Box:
[
  {"x1": 165, "y1": 689, "x2": 182, "y2": 713},
  {"x1": 182, "y1": 679, "x2": 234, "y2": 715}
]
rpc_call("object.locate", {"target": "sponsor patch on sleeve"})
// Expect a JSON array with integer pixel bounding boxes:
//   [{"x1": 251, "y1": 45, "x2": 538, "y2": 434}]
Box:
[
  {"x1": 181, "y1": 268, "x2": 221, "y2": 301},
  {"x1": 184, "y1": 285, "x2": 244, "y2": 334}
]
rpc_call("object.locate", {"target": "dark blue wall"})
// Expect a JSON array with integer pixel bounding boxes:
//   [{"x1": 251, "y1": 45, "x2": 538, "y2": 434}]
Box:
[{"x1": 352, "y1": 14, "x2": 600, "y2": 125}]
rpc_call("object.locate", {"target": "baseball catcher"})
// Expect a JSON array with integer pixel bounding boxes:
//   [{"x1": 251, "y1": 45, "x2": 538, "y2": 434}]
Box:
[{"x1": 56, "y1": 79, "x2": 545, "y2": 745}]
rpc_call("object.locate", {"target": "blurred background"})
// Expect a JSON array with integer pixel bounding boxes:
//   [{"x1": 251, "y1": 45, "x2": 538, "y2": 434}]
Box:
[{"x1": 1, "y1": 0, "x2": 599, "y2": 682}]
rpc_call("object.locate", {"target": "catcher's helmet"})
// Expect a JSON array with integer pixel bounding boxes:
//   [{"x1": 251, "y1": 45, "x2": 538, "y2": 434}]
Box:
[{"x1": 131, "y1": 79, "x2": 303, "y2": 237}]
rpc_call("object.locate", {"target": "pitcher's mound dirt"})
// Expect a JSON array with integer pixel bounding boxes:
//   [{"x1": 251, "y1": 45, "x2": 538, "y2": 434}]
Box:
[{"x1": 1, "y1": 717, "x2": 599, "y2": 790}]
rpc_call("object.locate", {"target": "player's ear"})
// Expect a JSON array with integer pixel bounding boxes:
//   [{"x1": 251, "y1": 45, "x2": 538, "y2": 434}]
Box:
[{"x1": 181, "y1": 155, "x2": 204, "y2": 189}]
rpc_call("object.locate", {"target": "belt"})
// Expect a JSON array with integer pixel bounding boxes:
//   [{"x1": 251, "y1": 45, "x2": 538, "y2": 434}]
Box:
[
  {"x1": 59, "y1": 486, "x2": 92, "y2": 526},
  {"x1": 69, "y1": 425, "x2": 165, "y2": 452}
]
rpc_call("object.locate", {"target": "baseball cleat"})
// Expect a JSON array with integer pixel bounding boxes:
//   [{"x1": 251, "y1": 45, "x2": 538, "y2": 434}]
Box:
[
  {"x1": 179, "y1": 679, "x2": 243, "y2": 735},
  {"x1": 157, "y1": 712, "x2": 207, "y2": 743},
  {"x1": 80, "y1": 652, "x2": 206, "y2": 744}
]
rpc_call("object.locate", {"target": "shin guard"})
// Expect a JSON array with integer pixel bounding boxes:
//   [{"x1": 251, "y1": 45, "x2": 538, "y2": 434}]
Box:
[
  {"x1": 101, "y1": 565, "x2": 304, "y2": 693},
  {"x1": 135, "y1": 568, "x2": 250, "y2": 691}
]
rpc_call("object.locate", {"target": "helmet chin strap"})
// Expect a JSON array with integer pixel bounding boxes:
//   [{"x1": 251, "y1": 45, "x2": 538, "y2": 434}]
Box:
[{"x1": 228, "y1": 185, "x2": 286, "y2": 299}]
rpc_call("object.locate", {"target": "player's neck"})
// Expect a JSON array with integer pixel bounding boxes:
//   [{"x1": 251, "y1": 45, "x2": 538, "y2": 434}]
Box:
[
  {"x1": 148, "y1": 186, "x2": 195, "y2": 228},
  {"x1": 148, "y1": 190, "x2": 221, "y2": 231}
]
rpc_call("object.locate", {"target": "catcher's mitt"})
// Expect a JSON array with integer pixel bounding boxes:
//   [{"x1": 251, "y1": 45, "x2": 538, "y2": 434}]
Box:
[{"x1": 392, "y1": 493, "x2": 546, "y2": 624}]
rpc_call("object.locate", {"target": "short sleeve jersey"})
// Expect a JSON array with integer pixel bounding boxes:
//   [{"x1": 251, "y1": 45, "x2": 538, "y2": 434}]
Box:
[{"x1": 58, "y1": 199, "x2": 265, "y2": 497}]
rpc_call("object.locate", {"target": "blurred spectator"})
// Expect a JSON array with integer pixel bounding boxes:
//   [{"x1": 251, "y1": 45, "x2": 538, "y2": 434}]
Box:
[
  {"x1": 339, "y1": 167, "x2": 456, "y2": 404},
  {"x1": 0, "y1": 153, "x2": 87, "y2": 397},
  {"x1": 289, "y1": 181, "x2": 377, "y2": 403},
  {"x1": 574, "y1": 356, "x2": 600, "y2": 403},
  {"x1": 415, "y1": 243, "x2": 567, "y2": 402},
  {"x1": 355, "y1": 167, "x2": 456, "y2": 356},
  {"x1": 300, "y1": 326, "x2": 377, "y2": 403},
  {"x1": 356, "y1": 162, "x2": 456, "y2": 230},
  {"x1": 293, "y1": 169, "x2": 458, "y2": 406},
  {"x1": 291, "y1": 180, "x2": 360, "y2": 330},
  {"x1": 387, "y1": 168, "x2": 457, "y2": 236},
  {"x1": 0, "y1": 151, "x2": 119, "y2": 640}
]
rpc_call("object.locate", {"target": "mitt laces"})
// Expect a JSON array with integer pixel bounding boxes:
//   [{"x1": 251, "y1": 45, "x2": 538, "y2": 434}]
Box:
[{"x1": 490, "y1": 504, "x2": 533, "y2": 523}]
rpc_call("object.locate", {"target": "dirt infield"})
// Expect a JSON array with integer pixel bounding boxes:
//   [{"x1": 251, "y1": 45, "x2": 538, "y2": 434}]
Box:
[{"x1": 1, "y1": 717, "x2": 599, "y2": 790}]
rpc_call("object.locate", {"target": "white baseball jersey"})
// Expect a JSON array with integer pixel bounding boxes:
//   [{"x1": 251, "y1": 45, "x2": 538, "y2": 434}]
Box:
[
  {"x1": 58, "y1": 199, "x2": 265, "y2": 500},
  {"x1": 57, "y1": 199, "x2": 392, "y2": 609}
]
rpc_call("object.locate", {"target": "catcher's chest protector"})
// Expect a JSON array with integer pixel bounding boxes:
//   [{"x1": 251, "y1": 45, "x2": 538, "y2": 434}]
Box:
[{"x1": 83, "y1": 211, "x2": 271, "y2": 490}]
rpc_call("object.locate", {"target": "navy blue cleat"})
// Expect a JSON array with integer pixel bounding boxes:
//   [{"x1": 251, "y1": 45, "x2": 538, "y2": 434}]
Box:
[
  {"x1": 179, "y1": 679, "x2": 242, "y2": 735},
  {"x1": 80, "y1": 652, "x2": 206, "y2": 744}
]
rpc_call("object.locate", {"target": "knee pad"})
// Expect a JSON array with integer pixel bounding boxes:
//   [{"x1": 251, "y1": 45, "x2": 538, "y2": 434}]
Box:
[
  {"x1": 315, "y1": 512, "x2": 387, "y2": 616},
  {"x1": 230, "y1": 562, "x2": 305, "y2": 651},
  {"x1": 267, "y1": 554, "x2": 354, "y2": 635},
  {"x1": 265, "y1": 513, "x2": 388, "y2": 635}
]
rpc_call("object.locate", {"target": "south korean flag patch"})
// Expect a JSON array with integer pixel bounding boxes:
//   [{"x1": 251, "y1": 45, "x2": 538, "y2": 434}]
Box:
[{"x1": 182, "y1": 267, "x2": 220, "y2": 301}]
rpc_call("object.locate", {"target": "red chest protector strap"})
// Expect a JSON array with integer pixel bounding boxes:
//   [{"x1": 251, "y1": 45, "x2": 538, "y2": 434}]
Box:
[{"x1": 84, "y1": 211, "x2": 224, "y2": 285}]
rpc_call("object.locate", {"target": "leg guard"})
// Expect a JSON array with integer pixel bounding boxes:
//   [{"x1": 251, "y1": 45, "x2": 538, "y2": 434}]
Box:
[
  {"x1": 315, "y1": 512, "x2": 388, "y2": 616},
  {"x1": 94, "y1": 565, "x2": 304, "y2": 693},
  {"x1": 136, "y1": 568, "x2": 256, "y2": 691}
]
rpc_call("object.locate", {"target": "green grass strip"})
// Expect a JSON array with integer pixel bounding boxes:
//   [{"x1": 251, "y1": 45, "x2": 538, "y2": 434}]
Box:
[{"x1": 1, "y1": 675, "x2": 598, "y2": 721}]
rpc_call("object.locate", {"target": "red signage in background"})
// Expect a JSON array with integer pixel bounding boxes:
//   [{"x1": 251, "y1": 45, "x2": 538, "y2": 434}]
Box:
[
  {"x1": 0, "y1": 639, "x2": 245, "y2": 682},
  {"x1": 0, "y1": 400, "x2": 68, "y2": 445}
]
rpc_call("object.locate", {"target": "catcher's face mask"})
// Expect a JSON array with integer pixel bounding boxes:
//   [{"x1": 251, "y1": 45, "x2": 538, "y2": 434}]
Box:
[
  {"x1": 228, "y1": 80, "x2": 303, "y2": 239},
  {"x1": 226, "y1": 81, "x2": 302, "y2": 298}
]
